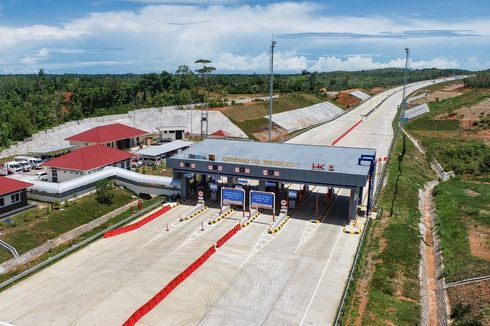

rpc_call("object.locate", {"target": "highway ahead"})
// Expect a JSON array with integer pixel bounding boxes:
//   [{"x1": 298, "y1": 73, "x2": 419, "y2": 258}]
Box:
[{"x1": 0, "y1": 77, "x2": 460, "y2": 326}]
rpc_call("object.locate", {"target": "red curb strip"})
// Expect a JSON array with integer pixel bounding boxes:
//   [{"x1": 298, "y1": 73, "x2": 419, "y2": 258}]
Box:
[
  {"x1": 121, "y1": 223, "x2": 242, "y2": 326},
  {"x1": 331, "y1": 119, "x2": 363, "y2": 145},
  {"x1": 104, "y1": 205, "x2": 173, "y2": 238}
]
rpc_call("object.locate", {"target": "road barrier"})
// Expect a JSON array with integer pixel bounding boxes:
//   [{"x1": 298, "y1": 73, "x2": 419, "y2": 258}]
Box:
[
  {"x1": 122, "y1": 245, "x2": 216, "y2": 326},
  {"x1": 181, "y1": 202, "x2": 206, "y2": 221},
  {"x1": 216, "y1": 224, "x2": 241, "y2": 248},
  {"x1": 240, "y1": 210, "x2": 261, "y2": 228},
  {"x1": 122, "y1": 223, "x2": 242, "y2": 325},
  {"x1": 104, "y1": 205, "x2": 174, "y2": 238}
]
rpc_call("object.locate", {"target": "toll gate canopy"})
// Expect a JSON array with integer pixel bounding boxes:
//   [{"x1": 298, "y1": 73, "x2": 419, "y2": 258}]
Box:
[{"x1": 167, "y1": 139, "x2": 376, "y2": 189}]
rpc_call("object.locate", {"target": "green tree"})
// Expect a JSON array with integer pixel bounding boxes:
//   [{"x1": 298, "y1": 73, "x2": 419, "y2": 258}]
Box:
[{"x1": 95, "y1": 179, "x2": 115, "y2": 204}]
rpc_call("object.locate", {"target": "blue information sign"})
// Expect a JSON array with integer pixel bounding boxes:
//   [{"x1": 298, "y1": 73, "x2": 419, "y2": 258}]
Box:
[
  {"x1": 222, "y1": 188, "x2": 244, "y2": 205},
  {"x1": 250, "y1": 191, "x2": 274, "y2": 209}
]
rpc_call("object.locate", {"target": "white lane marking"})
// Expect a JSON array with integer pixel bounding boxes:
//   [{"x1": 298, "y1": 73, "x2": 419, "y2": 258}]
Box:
[
  {"x1": 299, "y1": 228, "x2": 343, "y2": 326},
  {"x1": 0, "y1": 322, "x2": 16, "y2": 326},
  {"x1": 293, "y1": 189, "x2": 341, "y2": 254},
  {"x1": 238, "y1": 220, "x2": 289, "y2": 269},
  {"x1": 137, "y1": 221, "x2": 184, "y2": 251},
  {"x1": 0, "y1": 233, "x2": 130, "y2": 311},
  {"x1": 168, "y1": 211, "x2": 222, "y2": 256}
]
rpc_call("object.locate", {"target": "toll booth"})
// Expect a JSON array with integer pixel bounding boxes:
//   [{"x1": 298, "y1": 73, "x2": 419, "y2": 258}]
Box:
[{"x1": 288, "y1": 189, "x2": 298, "y2": 210}]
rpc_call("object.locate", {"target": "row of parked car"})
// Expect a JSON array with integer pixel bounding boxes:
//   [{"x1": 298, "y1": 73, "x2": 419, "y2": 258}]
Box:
[{"x1": 0, "y1": 156, "x2": 45, "y2": 176}]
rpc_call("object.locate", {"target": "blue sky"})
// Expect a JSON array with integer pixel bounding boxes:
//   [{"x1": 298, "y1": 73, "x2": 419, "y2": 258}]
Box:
[{"x1": 0, "y1": 0, "x2": 489, "y2": 73}]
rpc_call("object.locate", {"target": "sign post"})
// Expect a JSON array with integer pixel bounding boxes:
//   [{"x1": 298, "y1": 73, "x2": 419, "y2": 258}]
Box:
[
  {"x1": 221, "y1": 187, "x2": 245, "y2": 215},
  {"x1": 250, "y1": 190, "x2": 275, "y2": 219}
]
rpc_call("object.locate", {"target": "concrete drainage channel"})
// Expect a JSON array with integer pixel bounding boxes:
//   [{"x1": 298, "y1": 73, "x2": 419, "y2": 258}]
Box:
[{"x1": 0, "y1": 200, "x2": 167, "y2": 291}]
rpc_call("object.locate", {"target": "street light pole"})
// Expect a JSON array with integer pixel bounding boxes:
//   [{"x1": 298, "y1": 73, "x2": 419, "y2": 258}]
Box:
[
  {"x1": 268, "y1": 37, "x2": 276, "y2": 143},
  {"x1": 400, "y1": 47, "x2": 410, "y2": 124}
]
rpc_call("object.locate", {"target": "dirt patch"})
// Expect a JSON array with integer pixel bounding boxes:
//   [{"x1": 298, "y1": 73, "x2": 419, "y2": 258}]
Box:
[
  {"x1": 371, "y1": 87, "x2": 385, "y2": 94},
  {"x1": 336, "y1": 91, "x2": 359, "y2": 108},
  {"x1": 464, "y1": 188, "x2": 481, "y2": 197},
  {"x1": 468, "y1": 223, "x2": 490, "y2": 260},
  {"x1": 427, "y1": 90, "x2": 463, "y2": 103},
  {"x1": 447, "y1": 279, "x2": 490, "y2": 325},
  {"x1": 438, "y1": 98, "x2": 490, "y2": 121},
  {"x1": 252, "y1": 124, "x2": 288, "y2": 142}
]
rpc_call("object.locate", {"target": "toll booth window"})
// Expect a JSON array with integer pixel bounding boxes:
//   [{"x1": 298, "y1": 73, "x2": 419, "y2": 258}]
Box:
[{"x1": 208, "y1": 154, "x2": 216, "y2": 161}]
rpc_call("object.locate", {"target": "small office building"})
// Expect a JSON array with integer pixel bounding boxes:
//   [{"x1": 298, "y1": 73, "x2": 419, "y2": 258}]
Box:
[
  {"x1": 157, "y1": 126, "x2": 187, "y2": 142},
  {"x1": 66, "y1": 123, "x2": 148, "y2": 150},
  {"x1": 0, "y1": 176, "x2": 32, "y2": 216},
  {"x1": 44, "y1": 144, "x2": 135, "y2": 183},
  {"x1": 134, "y1": 140, "x2": 192, "y2": 165}
]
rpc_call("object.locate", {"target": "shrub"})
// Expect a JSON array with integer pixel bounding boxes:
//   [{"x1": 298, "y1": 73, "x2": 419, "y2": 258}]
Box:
[{"x1": 95, "y1": 179, "x2": 115, "y2": 204}]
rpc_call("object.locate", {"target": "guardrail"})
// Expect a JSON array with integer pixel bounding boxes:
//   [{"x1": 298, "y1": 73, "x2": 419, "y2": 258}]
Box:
[
  {"x1": 0, "y1": 200, "x2": 164, "y2": 291},
  {"x1": 0, "y1": 240, "x2": 19, "y2": 258}
]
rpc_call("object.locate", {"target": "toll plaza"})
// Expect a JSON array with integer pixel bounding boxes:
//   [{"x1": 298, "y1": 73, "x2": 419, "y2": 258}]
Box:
[{"x1": 166, "y1": 139, "x2": 376, "y2": 222}]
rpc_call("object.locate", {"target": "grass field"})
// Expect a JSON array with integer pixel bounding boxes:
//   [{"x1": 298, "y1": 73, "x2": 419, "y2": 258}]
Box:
[
  {"x1": 407, "y1": 89, "x2": 490, "y2": 176},
  {"x1": 0, "y1": 188, "x2": 134, "y2": 263},
  {"x1": 433, "y1": 178, "x2": 490, "y2": 282},
  {"x1": 343, "y1": 133, "x2": 435, "y2": 325},
  {"x1": 221, "y1": 93, "x2": 327, "y2": 139}
]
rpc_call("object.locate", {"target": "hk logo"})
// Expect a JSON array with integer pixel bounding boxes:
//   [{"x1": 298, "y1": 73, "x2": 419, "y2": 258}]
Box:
[{"x1": 312, "y1": 163, "x2": 325, "y2": 170}]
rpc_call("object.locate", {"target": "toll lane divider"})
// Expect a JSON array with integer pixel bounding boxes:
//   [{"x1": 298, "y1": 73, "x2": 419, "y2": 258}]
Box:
[
  {"x1": 181, "y1": 203, "x2": 206, "y2": 221},
  {"x1": 240, "y1": 210, "x2": 261, "y2": 228},
  {"x1": 268, "y1": 214, "x2": 290, "y2": 234},
  {"x1": 331, "y1": 119, "x2": 363, "y2": 145},
  {"x1": 216, "y1": 223, "x2": 242, "y2": 248},
  {"x1": 122, "y1": 223, "x2": 242, "y2": 326},
  {"x1": 208, "y1": 206, "x2": 233, "y2": 225},
  {"x1": 122, "y1": 245, "x2": 216, "y2": 326},
  {"x1": 104, "y1": 205, "x2": 174, "y2": 238}
]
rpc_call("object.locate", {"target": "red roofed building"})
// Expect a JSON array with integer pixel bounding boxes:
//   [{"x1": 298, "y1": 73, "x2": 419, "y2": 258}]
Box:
[
  {"x1": 0, "y1": 176, "x2": 32, "y2": 216},
  {"x1": 65, "y1": 123, "x2": 148, "y2": 150},
  {"x1": 44, "y1": 144, "x2": 135, "y2": 183},
  {"x1": 209, "y1": 130, "x2": 231, "y2": 138}
]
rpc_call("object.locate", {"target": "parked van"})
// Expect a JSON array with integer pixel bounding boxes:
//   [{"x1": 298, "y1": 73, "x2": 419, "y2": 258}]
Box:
[
  {"x1": 17, "y1": 160, "x2": 31, "y2": 172},
  {"x1": 14, "y1": 156, "x2": 43, "y2": 169},
  {"x1": 35, "y1": 171, "x2": 48, "y2": 181},
  {"x1": 0, "y1": 161, "x2": 23, "y2": 175}
]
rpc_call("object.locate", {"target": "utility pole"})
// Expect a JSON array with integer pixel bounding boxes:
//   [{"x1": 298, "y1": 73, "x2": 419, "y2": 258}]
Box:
[
  {"x1": 400, "y1": 47, "x2": 410, "y2": 124},
  {"x1": 268, "y1": 37, "x2": 276, "y2": 142}
]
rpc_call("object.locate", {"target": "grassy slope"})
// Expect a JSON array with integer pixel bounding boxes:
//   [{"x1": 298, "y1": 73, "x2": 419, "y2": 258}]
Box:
[
  {"x1": 222, "y1": 93, "x2": 327, "y2": 138},
  {"x1": 406, "y1": 89, "x2": 490, "y2": 176},
  {"x1": 343, "y1": 134, "x2": 435, "y2": 325},
  {"x1": 434, "y1": 178, "x2": 490, "y2": 282},
  {"x1": 0, "y1": 188, "x2": 133, "y2": 262}
]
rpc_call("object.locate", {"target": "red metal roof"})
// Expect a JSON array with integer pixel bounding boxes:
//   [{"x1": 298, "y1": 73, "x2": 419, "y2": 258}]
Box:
[
  {"x1": 44, "y1": 144, "x2": 136, "y2": 171},
  {"x1": 210, "y1": 130, "x2": 231, "y2": 137},
  {"x1": 65, "y1": 123, "x2": 148, "y2": 143},
  {"x1": 0, "y1": 177, "x2": 32, "y2": 196}
]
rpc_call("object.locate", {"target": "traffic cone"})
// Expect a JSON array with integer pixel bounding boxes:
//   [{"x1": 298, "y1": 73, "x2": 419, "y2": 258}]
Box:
[{"x1": 201, "y1": 222, "x2": 204, "y2": 231}]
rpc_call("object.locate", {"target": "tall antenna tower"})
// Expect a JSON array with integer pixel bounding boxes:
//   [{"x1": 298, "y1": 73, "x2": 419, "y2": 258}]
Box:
[
  {"x1": 400, "y1": 47, "x2": 410, "y2": 124},
  {"x1": 268, "y1": 36, "x2": 276, "y2": 142}
]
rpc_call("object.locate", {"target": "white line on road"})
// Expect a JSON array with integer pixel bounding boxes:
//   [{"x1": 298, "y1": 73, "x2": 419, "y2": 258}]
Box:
[{"x1": 299, "y1": 228, "x2": 343, "y2": 326}]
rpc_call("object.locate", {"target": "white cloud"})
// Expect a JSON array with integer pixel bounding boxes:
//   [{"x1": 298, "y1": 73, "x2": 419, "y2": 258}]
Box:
[
  {"x1": 309, "y1": 55, "x2": 461, "y2": 71},
  {"x1": 0, "y1": 2, "x2": 488, "y2": 73}
]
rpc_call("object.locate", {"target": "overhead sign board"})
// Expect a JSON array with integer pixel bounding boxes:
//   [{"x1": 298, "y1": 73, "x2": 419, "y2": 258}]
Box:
[
  {"x1": 221, "y1": 187, "x2": 245, "y2": 206},
  {"x1": 250, "y1": 191, "x2": 275, "y2": 210}
]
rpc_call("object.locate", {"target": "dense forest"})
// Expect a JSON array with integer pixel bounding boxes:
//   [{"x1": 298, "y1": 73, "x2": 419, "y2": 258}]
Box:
[
  {"x1": 464, "y1": 69, "x2": 490, "y2": 88},
  {"x1": 0, "y1": 67, "x2": 468, "y2": 148}
]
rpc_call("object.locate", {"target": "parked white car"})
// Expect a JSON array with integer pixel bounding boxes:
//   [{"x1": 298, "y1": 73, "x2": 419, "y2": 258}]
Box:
[
  {"x1": 17, "y1": 160, "x2": 31, "y2": 172},
  {"x1": 0, "y1": 161, "x2": 23, "y2": 175},
  {"x1": 14, "y1": 156, "x2": 43, "y2": 169}
]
